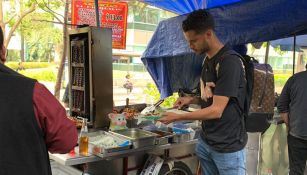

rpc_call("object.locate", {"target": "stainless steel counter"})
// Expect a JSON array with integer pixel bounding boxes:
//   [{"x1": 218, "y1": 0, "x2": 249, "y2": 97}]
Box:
[{"x1": 49, "y1": 139, "x2": 198, "y2": 166}]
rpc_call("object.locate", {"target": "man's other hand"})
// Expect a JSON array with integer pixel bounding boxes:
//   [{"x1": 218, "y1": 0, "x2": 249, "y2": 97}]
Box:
[
  {"x1": 159, "y1": 112, "x2": 181, "y2": 125},
  {"x1": 173, "y1": 96, "x2": 194, "y2": 109},
  {"x1": 203, "y1": 82, "x2": 215, "y2": 101}
]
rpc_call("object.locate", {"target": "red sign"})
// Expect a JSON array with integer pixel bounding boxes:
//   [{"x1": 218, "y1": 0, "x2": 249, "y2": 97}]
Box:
[{"x1": 71, "y1": 0, "x2": 128, "y2": 49}]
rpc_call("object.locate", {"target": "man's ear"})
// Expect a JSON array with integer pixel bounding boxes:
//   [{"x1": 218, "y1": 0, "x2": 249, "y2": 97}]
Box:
[
  {"x1": 205, "y1": 29, "x2": 213, "y2": 38},
  {"x1": 0, "y1": 46, "x2": 6, "y2": 63}
]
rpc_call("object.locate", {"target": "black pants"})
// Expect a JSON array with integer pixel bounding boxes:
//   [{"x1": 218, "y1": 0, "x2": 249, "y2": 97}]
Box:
[{"x1": 288, "y1": 134, "x2": 307, "y2": 175}]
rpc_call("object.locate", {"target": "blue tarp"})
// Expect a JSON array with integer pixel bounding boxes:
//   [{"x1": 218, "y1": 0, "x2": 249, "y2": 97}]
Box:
[
  {"x1": 271, "y1": 35, "x2": 307, "y2": 51},
  {"x1": 143, "y1": 0, "x2": 242, "y2": 15},
  {"x1": 141, "y1": 0, "x2": 307, "y2": 98}
]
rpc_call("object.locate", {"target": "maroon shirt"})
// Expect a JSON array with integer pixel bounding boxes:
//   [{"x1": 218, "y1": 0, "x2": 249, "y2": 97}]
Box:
[{"x1": 33, "y1": 82, "x2": 77, "y2": 154}]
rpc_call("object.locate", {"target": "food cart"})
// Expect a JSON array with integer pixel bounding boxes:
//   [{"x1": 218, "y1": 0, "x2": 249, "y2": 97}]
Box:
[
  {"x1": 50, "y1": 0, "x2": 307, "y2": 174},
  {"x1": 50, "y1": 26, "x2": 200, "y2": 175}
]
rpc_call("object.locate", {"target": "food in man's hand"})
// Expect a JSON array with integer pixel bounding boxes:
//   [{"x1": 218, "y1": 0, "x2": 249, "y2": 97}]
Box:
[{"x1": 144, "y1": 110, "x2": 160, "y2": 116}]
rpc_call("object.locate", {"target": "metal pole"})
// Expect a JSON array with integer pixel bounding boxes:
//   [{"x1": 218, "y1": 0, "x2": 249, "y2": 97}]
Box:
[
  {"x1": 293, "y1": 34, "x2": 296, "y2": 75},
  {"x1": 265, "y1": 41, "x2": 270, "y2": 64},
  {"x1": 94, "y1": 0, "x2": 100, "y2": 27}
]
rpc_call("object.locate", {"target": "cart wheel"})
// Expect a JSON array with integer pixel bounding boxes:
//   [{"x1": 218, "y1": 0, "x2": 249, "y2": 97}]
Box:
[{"x1": 158, "y1": 161, "x2": 193, "y2": 175}]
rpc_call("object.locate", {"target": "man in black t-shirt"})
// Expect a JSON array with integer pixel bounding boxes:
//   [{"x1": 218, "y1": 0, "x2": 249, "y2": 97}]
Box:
[
  {"x1": 278, "y1": 64, "x2": 307, "y2": 175},
  {"x1": 159, "y1": 9, "x2": 247, "y2": 175}
]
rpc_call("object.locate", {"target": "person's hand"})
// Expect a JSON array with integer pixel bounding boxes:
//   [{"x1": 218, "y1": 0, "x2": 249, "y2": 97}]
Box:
[
  {"x1": 173, "y1": 96, "x2": 193, "y2": 109},
  {"x1": 203, "y1": 82, "x2": 215, "y2": 101},
  {"x1": 159, "y1": 112, "x2": 181, "y2": 125},
  {"x1": 280, "y1": 113, "x2": 289, "y2": 131}
]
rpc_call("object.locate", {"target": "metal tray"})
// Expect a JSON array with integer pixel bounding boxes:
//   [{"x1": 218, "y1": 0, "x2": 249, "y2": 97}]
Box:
[
  {"x1": 159, "y1": 127, "x2": 191, "y2": 143},
  {"x1": 110, "y1": 128, "x2": 158, "y2": 148},
  {"x1": 88, "y1": 131, "x2": 131, "y2": 157},
  {"x1": 172, "y1": 133, "x2": 191, "y2": 143},
  {"x1": 148, "y1": 130, "x2": 174, "y2": 145}
]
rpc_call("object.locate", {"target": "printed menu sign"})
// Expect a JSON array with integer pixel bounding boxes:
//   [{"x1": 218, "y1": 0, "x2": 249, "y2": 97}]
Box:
[{"x1": 72, "y1": 0, "x2": 128, "y2": 49}]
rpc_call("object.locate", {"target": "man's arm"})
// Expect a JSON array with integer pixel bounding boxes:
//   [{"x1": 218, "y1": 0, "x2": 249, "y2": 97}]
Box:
[
  {"x1": 173, "y1": 96, "x2": 201, "y2": 109},
  {"x1": 277, "y1": 77, "x2": 292, "y2": 114},
  {"x1": 160, "y1": 54, "x2": 242, "y2": 124},
  {"x1": 174, "y1": 82, "x2": 215, "y2": 109},
  {"x1": 33, "y1": 82, "x2": 78, "y2": 154},
  {"x1": 180, "y1": 95, "x2": 229, "y2": 120},
  {"x1": 280, "y1": 112, "x2": 289, "y2": 127},
  {"x1": 160, "y1": 95, "x2": 229, "y2": 124}
]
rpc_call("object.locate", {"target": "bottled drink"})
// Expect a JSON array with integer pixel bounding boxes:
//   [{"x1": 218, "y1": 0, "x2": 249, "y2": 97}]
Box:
[{"x1": 79, "y1": 118, "x2": 88, "y2": 156}]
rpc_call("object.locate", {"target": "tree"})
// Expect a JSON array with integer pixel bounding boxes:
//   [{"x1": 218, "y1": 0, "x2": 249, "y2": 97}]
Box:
[
  {"x1": 52, "y1": 0, "x2": 68, "y2": 99},
  {"x1": 19, "y1": 12, "x2": 62, "y2": 62},
  {"x1": 28, "y1": 0, "x2": 68, "y2": 99},
  {"x1": 0, "y1": 0, "x2": 37, "y2": 49},
  {"x1": 1, "y1": 0, "x2": 68, "y2": 99},
  {"x1": 128, "y1": 1, "x2": 147, "y2": 23}
]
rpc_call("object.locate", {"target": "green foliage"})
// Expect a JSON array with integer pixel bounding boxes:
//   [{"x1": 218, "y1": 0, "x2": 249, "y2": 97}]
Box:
[
  {"x1": 143, "y1": 83, "x2": 178, "y2": 108},
  {"x1": 18, "y1": 69, "x2": 56, "y2": 82},
  {"x1": 36, "y1": 0, "x2": 62, "y2": 10},
  {"x1": 4, "y1": 0, "x2": 64, "y2": 62},
  {"x1": 5, "y1": 0, "x2": 37, "y2": 28},
  {"x1": 20, "y1": 12, "x2": 63, "y2": 62},
  {"x1": 261, "y1": 42, "x2": 287, "y2": 56},
  {"x1": 273, "y1": 45, "x2": 287, "y2": 56},
  {"x1": 5, "y1": 61, "x2": 52, "y2": 70},
  {"x1": 274, "y1": 74, "x2": 291, "y2": 87},
  {"x1": 6, "y1": 50, "x2": 21, "y2": 62}
]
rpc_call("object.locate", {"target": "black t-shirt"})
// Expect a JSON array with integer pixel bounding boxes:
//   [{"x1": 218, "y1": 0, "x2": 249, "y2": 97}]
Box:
[{"x1": 200, "y1": 46, "x2": 247, "y2": 153}]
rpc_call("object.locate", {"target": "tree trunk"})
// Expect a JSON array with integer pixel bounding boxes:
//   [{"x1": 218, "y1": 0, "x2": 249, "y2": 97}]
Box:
[
  {"x1": 4, "y1": 3, "x2": 36, "y2": 48},
  {"x1": 54, "y1": 0, "x2": 68, "y2": 99},
  {"x1": 0, "y1": 0, "x2": 5, "y2": 36},
  {"x1": 20, "y1": 33, "x2": 25, "y2": 62}
]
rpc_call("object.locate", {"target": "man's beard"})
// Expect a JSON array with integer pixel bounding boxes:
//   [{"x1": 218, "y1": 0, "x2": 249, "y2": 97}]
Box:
[{"x1": 199, "y1": 45, "x2": 209, "y2": 55}]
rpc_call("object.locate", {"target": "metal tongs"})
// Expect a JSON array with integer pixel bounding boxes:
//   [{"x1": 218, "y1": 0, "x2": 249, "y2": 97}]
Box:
[{"x1": 140, "y1": 99, "x2": 164, "y2": 115}]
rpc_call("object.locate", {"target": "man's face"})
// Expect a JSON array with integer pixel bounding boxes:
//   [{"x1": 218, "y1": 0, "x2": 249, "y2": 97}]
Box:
[{"x1": 183, "y1": 30, "x2": 210, "y2": 55}]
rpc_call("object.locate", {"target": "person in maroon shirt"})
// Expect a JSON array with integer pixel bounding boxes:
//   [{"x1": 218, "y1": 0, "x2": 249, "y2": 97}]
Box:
[{"x1": 0, "y1": 27, "x2": 77, "y2": 154}]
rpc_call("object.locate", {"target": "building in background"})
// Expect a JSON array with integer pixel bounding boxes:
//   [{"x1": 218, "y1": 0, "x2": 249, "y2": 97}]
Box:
[{"x1": 114, "y1": 4, "x2": 176, "y2": 64}]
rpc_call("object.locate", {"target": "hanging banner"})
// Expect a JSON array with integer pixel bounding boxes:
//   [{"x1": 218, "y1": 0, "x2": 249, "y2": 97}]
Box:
[{"x1": 71, "y1": 0, "x2": 128, "y2": 49}]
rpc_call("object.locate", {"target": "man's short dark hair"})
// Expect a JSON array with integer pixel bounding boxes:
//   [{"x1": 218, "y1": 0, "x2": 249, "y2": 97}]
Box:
[
  {"x1": 182, "y1": 9, "x2": 215, "y2": 34},
  {"x1": 0, "y1": 27, "x2": 3, "y2": 48}
]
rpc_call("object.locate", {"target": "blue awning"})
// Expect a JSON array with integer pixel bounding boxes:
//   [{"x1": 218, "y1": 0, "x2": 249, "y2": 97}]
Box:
[
  {"x1": 143, "y1": 0, "x2": 242, "y2": 14},
  {"x1": 271, "y1": 35, "x2": 307, "y2": 51},
  {"x1": 141, "y1": 0, "x2": 307, "y2": 99}
]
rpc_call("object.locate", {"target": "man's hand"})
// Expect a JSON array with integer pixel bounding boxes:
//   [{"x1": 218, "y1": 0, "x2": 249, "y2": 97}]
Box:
[
  {"x1": 159, "y1": 112, "x2": 182, "y2": 125},
  {"x1": 173, "y1": 96, "x2": 194, "y2": 109},
  {"x1": 203, "y1": 82, "x2": 215, "y2": 101},
  {"x1": 280, "y1": 112, "x2": 289, "y2": 131}
]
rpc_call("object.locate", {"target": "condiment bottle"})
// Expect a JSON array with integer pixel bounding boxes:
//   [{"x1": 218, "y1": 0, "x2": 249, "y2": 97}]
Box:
[{"x1": 79, "y1": 118, "x2": 88, "y2": 156}]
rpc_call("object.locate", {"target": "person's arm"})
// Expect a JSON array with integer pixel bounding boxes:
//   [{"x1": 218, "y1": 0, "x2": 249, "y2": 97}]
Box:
[
  {"x1": 277, "y1": 78, "x2": 292, "y2": 130},
  {"x1": 280, "y1": 112, "x2": 289, "y2": 128},
  {"x1": 160, "y1": 55, "x2": 241, "y2": 124},
  {"x1": 173, "y1": 96, "x2": 200, "y2": 109},
  {"x1": 277, "y1": 77, "x2": 292, "y2": 114},
  {"x1": 33, "y1": 82, "x2": 78, "y2": 154},
  {"x1": 182, "y1": 95, "x2": 229, "y2": 120}
]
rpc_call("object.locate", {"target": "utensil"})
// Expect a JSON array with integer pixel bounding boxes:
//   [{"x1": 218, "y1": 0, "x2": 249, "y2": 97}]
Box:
[{"x1": 141, "y1": 99, "x2": 164, "y2": 115}]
